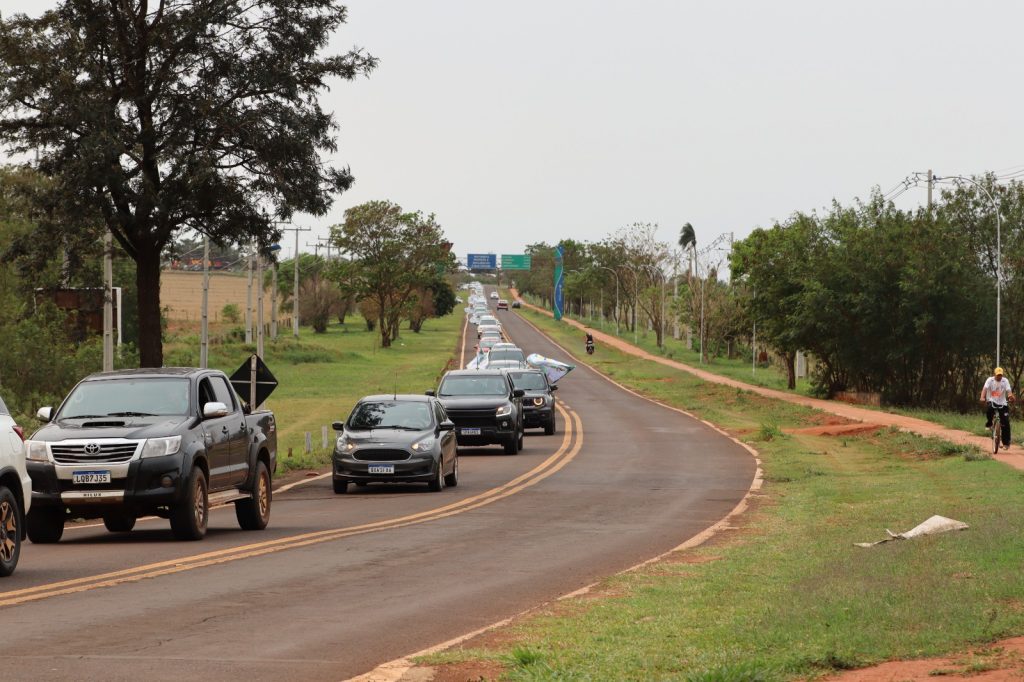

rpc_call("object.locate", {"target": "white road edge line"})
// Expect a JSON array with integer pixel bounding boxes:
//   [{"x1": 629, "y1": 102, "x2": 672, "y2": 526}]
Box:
[{"x1": 345, "y1": 304, "x2": 764, "y2": 682}]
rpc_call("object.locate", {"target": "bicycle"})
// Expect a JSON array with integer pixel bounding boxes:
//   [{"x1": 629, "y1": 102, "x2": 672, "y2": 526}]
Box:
[{"x1": 988, "y1": 400, "x2": 1011, "y2": 454}]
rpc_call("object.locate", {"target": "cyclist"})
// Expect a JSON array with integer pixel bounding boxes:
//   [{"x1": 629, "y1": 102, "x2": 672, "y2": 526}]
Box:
[{"x1": 980, "y1": 367, "x2": 1014, "y2": 448}]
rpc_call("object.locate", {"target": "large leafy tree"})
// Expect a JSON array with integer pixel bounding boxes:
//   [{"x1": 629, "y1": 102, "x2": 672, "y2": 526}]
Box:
[
  {"x1": 331, "y1": 200, "x2": 456, "y2": 348},
  {"x1": 0, "y1": 0, "x2": 376, "y2": 366}
]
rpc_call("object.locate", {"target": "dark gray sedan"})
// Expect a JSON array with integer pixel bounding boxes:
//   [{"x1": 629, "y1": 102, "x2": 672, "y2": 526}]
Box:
[{"x1": 332, "y1": 395, "x2": 457, "y2": 494}]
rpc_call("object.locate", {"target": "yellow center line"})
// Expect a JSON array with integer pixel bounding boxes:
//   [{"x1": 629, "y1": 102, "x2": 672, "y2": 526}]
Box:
[{"x1": 0, "y1": 403, "x2": 583, "y2": 608}]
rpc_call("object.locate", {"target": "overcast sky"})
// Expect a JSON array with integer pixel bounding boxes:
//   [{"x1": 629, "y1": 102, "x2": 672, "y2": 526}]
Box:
[{"x1": 2, "y1": 0, "x2": 1023, "y2": 263}]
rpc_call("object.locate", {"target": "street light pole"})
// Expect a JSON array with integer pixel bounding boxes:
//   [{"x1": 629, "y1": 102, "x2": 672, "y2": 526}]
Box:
[{"x1": 200, "y1": 235, "x2": 210, "y2": 368}]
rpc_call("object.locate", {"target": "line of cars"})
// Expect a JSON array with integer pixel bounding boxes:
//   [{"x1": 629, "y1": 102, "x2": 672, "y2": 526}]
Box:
[{"x1": 330, "y1": 282, "x2": 560, "y2": 493}]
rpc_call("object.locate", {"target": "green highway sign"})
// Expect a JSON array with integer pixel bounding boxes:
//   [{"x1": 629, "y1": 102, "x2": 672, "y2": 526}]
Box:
[{"x1": 501, "y1": 254, "x2": 532, "y2": 270}]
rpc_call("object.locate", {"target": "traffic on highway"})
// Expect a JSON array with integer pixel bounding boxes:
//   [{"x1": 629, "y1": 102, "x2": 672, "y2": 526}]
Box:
[{"x1": 0, "y1": 286, "x2": 755, "y2": 681}]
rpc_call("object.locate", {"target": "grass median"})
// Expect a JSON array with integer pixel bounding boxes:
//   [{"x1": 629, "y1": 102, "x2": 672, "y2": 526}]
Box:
[
  {"x1": 164, "y1": 313, "x2": 463, "y2": 472},
  {"x1": 419, "y1": 306, "x2": 1024, "y2": 680}
]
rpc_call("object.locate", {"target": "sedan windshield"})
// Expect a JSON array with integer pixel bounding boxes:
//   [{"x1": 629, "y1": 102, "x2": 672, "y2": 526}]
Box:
[
  {"x1": 60, "y1": 378, "x2": 190, "y2": 418},
  {"x1": 488, "y1": 350, "x2": 525, "y2": 363},
  {"x1": 439, "y1": 376, "x2": 508, "y2": 396},
  {"x1": 508, "y1": 372, "x2": 547, "y2": 390},
  {"x1": 348, "y1": 402, "x2": 432, "y2": 430}
]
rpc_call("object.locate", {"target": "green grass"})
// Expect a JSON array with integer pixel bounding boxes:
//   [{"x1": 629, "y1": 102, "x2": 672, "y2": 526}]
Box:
[
  {"x1": 164, "y1": 314, "x2": 464, "y2": 471},
  {"x1": 423, "y1": 307, "x2": 1024, "y2": 680}
]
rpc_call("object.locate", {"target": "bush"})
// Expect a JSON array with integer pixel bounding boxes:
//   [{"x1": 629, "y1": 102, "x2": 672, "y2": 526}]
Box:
[{"x1": 221, "y1": 303, "x2": 241, "y2": 323}]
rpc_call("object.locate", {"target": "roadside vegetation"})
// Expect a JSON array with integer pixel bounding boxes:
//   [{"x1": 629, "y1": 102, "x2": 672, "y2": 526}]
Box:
[{"x1": 418, "y1": 308, "x2": 1024, "y2": 680}]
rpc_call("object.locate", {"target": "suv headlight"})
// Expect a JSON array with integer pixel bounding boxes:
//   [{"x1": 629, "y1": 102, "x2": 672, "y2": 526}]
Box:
[
  {"x1": 496, "y1": 404, "x2": 512, "y2": 417},
  {"x1": 532, "y1": 397, "x2": 545, "y2": 407},
  {"x1": 141, "y1": 436, "x2": 181, "y2": 459},
  {"x1": 411, "y1": 435, "x2": 434, "y2": 452},
  {"x1": 25, "y1": 440, "x2": 49, "y2": 462}
]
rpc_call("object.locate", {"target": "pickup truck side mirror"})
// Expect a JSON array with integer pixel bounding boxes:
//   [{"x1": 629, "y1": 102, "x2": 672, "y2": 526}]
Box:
[
  {"x1": 512, "y1": 389, "x2": 525, "y2": 398},
  {"x1": 438, "y1": 420, "x2": 455, "y2": 431},
  {"x1": 331, "y1": 421, "x2": 345, "y2": 431},
  {"x1": 37, "y1": 406, "x2": 53, "y2": 423},
  {"x1": 203, "y1": 402, "x2": 230, "y2": 419},
  {"x1": 425, "y1": 390, "x2": 436, "y2": 397}
]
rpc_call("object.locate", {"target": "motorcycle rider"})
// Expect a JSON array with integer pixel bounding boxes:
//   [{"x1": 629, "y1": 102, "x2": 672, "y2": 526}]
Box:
[{"x1": 584, "y1": 332, "x2": 595, "y2": 354}]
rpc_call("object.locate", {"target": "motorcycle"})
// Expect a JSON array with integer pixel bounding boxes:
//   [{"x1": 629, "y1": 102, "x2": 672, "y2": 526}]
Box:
[{"x1": 585, "y1": 340, "x2": 595, "y2": 355}]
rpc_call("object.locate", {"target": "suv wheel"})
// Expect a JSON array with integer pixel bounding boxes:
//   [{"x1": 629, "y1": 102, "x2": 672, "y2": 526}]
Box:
[
  {"x1": 517, "y1": 425, "x2": 525, "y2": 450},
  {"x1": 235, "y1": 460, "x2": 271, "y2": 531},
  {"x1": 103, "y1": 511, "x2": 136, "y2": 533},
  {"x1": 26, "y1": 506, "x2": 65, "y2": 544},
  {"x1": 503, "y1": 434, "x2": 519, "y2": 455},
  {"x1": 544, "y1": 416, "x2": 556, "y2": 435},
  {"x1": 444, "y1": 455, "x2": 459, "y2": 488},
  {"x1": 170, "y1": 466, "x2": 208, "y2": 541},
  {"x1": 0, "y1": 487, "x2": 22, "y2": 577}
]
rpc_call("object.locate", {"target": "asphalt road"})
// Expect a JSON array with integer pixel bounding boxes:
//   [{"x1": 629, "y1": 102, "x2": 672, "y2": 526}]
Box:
[{"x1": 0, "y1": 293, "x2": 756, "y2": 681}]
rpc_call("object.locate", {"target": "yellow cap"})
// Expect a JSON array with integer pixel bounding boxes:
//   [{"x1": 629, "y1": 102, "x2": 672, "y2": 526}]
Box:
[{"x1": 994, "y1": 367, "x2": 1005, "y2": 375}]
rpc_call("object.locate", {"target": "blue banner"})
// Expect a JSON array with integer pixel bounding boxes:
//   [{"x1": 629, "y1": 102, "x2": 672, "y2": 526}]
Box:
[{"x1": 553, "y1": 246, "x2": 564, "y2": 320}]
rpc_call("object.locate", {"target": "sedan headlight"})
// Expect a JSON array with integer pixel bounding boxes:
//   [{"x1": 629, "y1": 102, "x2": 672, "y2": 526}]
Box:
[
  {"x1": 25, "y1": 440, "x2": 49, "y2": 462},
  {"x1": 336, "y1": 436, "x2": 356, "y2": 452},
  {"x1": 141, "y1": 436, "x2": 181, "y2": 459},
  {"x1": 495, "y1": 404, "x2": 513, "y2": 417},
  {"x1": 411, "y1": 436, "x2": 434, "y2": 452}
]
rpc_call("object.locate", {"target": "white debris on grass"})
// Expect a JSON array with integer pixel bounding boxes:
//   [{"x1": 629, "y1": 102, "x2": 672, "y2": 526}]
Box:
[{"x1": 855, "y1": 515, "x2": 969, "y2": 548}]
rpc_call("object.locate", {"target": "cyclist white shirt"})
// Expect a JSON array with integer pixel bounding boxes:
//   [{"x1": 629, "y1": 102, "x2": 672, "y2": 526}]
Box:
[{"x1": 983, "y1": 376, "x2": 1012, "y2": 406}]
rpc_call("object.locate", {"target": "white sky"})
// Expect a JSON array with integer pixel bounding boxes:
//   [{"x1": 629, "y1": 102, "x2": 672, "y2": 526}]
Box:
[{"x1": 2, "y1": 0, "x2": 1023, "y2": 262}]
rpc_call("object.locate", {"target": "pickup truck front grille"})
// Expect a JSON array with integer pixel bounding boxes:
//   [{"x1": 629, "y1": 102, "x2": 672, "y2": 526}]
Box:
[
  {"x1": 445, "y1": 409, "x2": 499, "y2": 429},
  {"x1": 51, "y1": 442, "x2": 139, "y2": 464},
  {"x1": 353, "y1": 449, "x2": 411, "y2": 462}
]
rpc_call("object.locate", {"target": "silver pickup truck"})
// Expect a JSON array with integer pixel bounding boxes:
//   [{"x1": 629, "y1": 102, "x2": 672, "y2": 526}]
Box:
[{"x1": 24, "y1": 367, "x2": 276, "y2": 542}]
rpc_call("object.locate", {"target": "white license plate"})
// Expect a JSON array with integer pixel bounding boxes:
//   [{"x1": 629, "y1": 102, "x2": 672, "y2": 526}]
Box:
[
  {"x1": 368, "y1": 464, "x2": 395, "y2": 475},
  {"x1": 460, "y1": 428, "x2": 482, "y2": 436},
  {"x1": 73, "y1": 470, "x2": 111, "y2": 484}
]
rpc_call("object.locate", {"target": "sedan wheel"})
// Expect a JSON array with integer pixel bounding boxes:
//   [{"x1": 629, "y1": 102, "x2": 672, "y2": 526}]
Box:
[
  {"x1": 428, "y1": 459, "x2": 445, "y2": 492},
  {"x1": 444, "y1": 455, "x2": 459, "y2": 487}
]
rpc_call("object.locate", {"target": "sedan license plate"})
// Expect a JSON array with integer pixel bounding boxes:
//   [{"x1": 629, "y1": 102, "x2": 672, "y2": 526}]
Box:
[
  {"x1": 460, "y1": 427, "x2": 482, "y2": 436},
  {"x1": 73, "y1": 470, "x2": 111, "y2": 485},
  {"x1": 368, "y1": 464, "x2": 395, "y2": 475}
]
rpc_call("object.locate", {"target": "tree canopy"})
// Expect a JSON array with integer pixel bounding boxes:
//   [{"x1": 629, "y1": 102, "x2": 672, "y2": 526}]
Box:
[{"x1": 0, "y1": 0, "x2": 376, "y2": 365}]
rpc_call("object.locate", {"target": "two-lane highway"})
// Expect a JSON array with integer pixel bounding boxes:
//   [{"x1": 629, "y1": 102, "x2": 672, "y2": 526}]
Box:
[{"x1": 0, "y1": 295, "x2": 755, "y2": 681}]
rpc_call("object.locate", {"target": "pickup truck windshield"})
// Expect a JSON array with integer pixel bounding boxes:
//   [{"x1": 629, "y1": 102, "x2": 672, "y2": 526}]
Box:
[
  {"x1": 348, "y1": 402, "x2": 432, "y2": 430},
  {"x1": 439, "y1": 376, "x2": 508, "y2": 396},
  {"x1": 60, "y1": 378, "x2": 191, "y2": 418}
]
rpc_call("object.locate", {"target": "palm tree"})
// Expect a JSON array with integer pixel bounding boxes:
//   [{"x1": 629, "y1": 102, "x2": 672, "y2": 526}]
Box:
[{"x1": 678, "y1": 223, "x2": 696, "y2": 278}]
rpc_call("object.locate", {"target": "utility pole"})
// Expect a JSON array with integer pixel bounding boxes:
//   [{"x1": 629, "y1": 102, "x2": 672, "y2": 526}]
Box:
[
  {"x1": 245, "y1": 239, "x2": 254, "y2": 344},
  {"x1": 279, "y1": 226, "x2": 311, "y2": 339},
  {"x1": 102, "y1": 230, "x2": 114, "y2": 372},
  {"x1": 200, "y1": 235, "x2": 210, "y2": 368},
  {"x1": 927, "y1": 169, "x2": 934, "y2": 212},
  {"x1": 270, "y1": 260, "x2": 278, "y2": 340},
  {"x1": 256, "y1": 249, "x2": 265, "y2": 358}
]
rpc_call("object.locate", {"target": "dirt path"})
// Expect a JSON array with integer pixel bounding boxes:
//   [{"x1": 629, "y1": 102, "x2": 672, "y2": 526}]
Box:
[{"x1": 511, "y1": 291, "x2": 1024, "y2": 472}]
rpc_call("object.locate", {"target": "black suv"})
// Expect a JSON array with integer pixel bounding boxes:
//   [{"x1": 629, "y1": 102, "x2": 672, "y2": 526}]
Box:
[
  {"x1": 507, "y1": 369, "x2": 557, "y2": 435},
  {"x1": 431, "y1": 370, "x2": 525, "y2": 454}
]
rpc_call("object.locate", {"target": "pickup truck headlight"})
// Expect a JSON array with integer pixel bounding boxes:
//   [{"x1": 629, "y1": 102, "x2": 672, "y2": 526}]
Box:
[
  {"x1": 410, "y1": 436, "x2": 434, "y2": 452},
  {"x1": 25, "y1": 440, "x2": 49, "y2": 462},
  {"x1": 141, "y1": 436, "x2": 181, "y2": 459},
  {"x1": 495, "y1": 404, "x2": 513, "y2": 417}
]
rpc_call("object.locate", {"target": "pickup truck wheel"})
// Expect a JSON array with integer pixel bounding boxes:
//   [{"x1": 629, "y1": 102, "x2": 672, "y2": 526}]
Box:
[
  {"x1": 503, "y1": 434, "x2": 519, "y2": 455},
  {"x1": 517, "y1": 425, "x2": 524, "y2": 450},
  {"x1": 333, "y1": 478, "x2": 348, "y2": 494},
  {"x1": 26, "y1": 506, "x2": 64, "y2": 544},
  {"x1": 0, "y1": 487, "x2": 22, "y2": 577},
  {"x1": 103, "y1": 511, "x2": 136, "y2": 533},
  {"x1": 235, "y1": 461, "x2": 271, "y2": 531},
  {"x1": 170, "y1": 467, "x2": 208, "y2": 541},
  {"x1": 444, "y1": 455, "x2": 459, "y2": 488}
]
